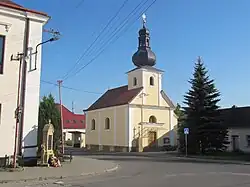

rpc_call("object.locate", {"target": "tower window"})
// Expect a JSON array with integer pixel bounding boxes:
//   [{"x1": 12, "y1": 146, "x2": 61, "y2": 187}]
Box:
[
  {"x1": 149, "y1": 116, "x2": 157, "y2": 123},
  {"x1": 105, "y1": 118, "x2": 110, "y2": 129},
  {"x1": 91, "y1": 119, "x2": 96, "y2": 130},
  {"x1": 150, "y1": 76, "x2": 154, "y2": 86},
  {"x1": 133, "y1": 77, "x2": 137, "y2": 86}
]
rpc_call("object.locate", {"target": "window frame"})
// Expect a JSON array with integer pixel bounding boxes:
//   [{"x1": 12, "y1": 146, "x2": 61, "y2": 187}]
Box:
[
  {"x1": 133, "y1": 77, "x2": 137, "y2": 86},
  {"x1": 105, "y1": 117, "x2": 110, "y2": 130},
  {"x1": 149, "y1": 115, "x2": 157, "y2": 123},
  {"x1": 149, "y1": 76, "x2": 154, "y2": 86},
  {"x1": 91, "y1": 119, "x2": 96, "y2": 130},
  {"x1": 0, "y1": 35, "x2": 5, "y2": 74}
]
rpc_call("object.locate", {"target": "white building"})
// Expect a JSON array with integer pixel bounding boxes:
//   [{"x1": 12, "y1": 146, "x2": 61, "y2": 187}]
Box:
[{"x1": 0, "y1": 1, "x2": 49, "y2": 159}]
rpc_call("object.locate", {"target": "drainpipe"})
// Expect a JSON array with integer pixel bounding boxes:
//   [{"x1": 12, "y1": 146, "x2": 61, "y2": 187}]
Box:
[{"x1": 18, "y1": 17, "x2": 30, "y2": 156}]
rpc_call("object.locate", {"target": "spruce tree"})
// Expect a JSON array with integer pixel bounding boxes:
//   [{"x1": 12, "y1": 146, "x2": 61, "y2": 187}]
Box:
[
  {"x1": 37, "y1": 94, "x2": 61, "y2": 155},
  {"x1": 183, "y1": 57, "x2": 228, "y2": 154}
]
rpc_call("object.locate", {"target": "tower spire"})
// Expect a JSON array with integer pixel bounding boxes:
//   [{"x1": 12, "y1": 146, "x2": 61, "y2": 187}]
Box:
[{"x1": 132, "y1": 14, "x2": 156, "y2": 67}]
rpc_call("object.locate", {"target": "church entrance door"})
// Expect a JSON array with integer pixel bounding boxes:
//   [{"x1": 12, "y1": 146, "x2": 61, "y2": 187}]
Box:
[{"x1": 148, "y1": 131, "x2": 157, "y2": 147}]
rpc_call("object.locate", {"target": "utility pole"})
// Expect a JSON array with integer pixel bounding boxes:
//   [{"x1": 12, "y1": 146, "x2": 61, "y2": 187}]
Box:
[
  {"x1": 72, "y1": 101, "x2": 74, "y2": 113},
  {"x1": 11, "y1": 53, "x2": 23, "y2": 168},
  {"x1": 57, "y1": 80, "x2": 64, "y2": 155}
]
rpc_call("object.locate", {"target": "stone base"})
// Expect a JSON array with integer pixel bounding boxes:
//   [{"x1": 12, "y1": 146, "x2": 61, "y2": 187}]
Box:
[{"x1": 86, "y1": 144, "x2": 130, "y2": 152}]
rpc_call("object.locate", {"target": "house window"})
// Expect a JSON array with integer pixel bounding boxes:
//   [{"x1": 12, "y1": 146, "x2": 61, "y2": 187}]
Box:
[
  {"x1": 73, "y1": 120, "x2": 77, "y2": 123},
  {"x1": 91, "y1": 119, "x2": 95, "y2": 130},
  {"x1": 0, "y1": 35, "x2": 5, "y2": 74},
  {"x1": 133, "y1": 77, "x2": 137, "y2": 86},
  {"x1": 149, "y1": 115, "x2": 157, "y2": 123},
  {"x1": 150, "y1": 76, "x2": 154, "y2": 86},
  {"x1": 246, "y1": 135, "x2": 250, "y2": 147},
  {"x1": 80, "y1": 120, "x2": 85, "y2": 123},
  {"x1": 66, "y1": 120, "x2": 70, "y2": 123},
  {"x1": 105, "y1": 118, "x2": 110, "y2": 129}
]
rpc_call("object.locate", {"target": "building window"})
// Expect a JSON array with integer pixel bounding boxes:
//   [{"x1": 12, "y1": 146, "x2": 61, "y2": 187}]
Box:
[
  {"x1": 91, "y1": 119, "x2": 95, "y2": 130},
  {"x1": 0, "y1": 35, "x2": 5, "y2": 74},
  {"x1": 80, "y1": 120, "x2": 85, "y2": 123},
  {"x1": 246, "y1": 135, "x2": 250, "y2": 147},
  {"x1": 105, "y1": 118, "x2": 110, "y2": 129},
  {"x1": 73, "y1": 120, "x2": 77, "y2": 123},
  {"x1": 133, "y1": 77, "x2": 137, "y2": 86},
  {"x1": 150, "y1": 76, "x2": 154, "y2": 86},
  {"x1": 66, "y1": 120, "x2": 70, "y2": 123},
  {"x1": 149, "y1": 115, "x2": 157, "y2": 123}
]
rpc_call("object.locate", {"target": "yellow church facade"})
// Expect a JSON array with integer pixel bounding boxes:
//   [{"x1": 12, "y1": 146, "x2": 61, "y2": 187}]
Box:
[{"x1": 85, "y1": 16, "x2": 178, "y2": 152}]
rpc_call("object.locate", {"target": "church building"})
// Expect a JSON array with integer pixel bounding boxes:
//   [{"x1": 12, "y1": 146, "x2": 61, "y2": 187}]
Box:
[{"x1": 85, "y1": 15, "x2": 178, "y2": 152}]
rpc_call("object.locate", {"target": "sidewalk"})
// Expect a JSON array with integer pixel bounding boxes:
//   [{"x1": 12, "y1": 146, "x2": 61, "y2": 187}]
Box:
[{"x1": 0, "y1": 156, "x2": 118, "y2": 183}]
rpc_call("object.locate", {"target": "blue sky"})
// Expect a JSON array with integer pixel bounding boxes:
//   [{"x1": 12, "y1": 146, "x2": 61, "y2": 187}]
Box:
[{"x1": 15, "y1": 0, "x2": 250, "y2": 113}]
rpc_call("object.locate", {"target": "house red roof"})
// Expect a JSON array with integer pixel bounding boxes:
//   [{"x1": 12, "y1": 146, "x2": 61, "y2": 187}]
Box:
[
  {"x1": 0, "y1": 0, "x2": 48, "y2": 16},
  {"x1": 86, "y1": 85, "x2": 143, "y2": 111},
  {"x1": 56, "y1": 104, "x2": 85, "y2": 129}
]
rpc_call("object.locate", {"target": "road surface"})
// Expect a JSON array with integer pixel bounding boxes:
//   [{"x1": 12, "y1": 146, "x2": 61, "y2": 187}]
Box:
[{"x1": 4, "y1": 154, "x2": 250, "y2": 187}]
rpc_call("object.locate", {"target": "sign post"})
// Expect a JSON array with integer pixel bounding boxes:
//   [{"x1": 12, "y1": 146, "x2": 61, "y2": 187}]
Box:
[{"x1": 184, "y1": 128, "x2": 189, "y2": 157}]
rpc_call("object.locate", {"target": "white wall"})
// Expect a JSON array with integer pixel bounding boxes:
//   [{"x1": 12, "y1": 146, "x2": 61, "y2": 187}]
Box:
[
  {"x1": 227, "y1": 128, "x2": 250, "y2": 153},
  {"x1": 0, "y1": 6, "x2": 48, "y2": 157}
]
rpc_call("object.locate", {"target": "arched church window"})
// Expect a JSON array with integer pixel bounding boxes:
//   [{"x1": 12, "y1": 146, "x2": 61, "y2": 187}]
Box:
[
  {"x1": 105, "y1": 118, "x2": 110, "y2": 129},
  {"x1": 133, "y1": 77, "x2": 137, "y2": 86},
  {"x1": 91, "y1": 119, "x2": 96, "y2": 130},
  {"x1": 149, "y1": 116, "x2": 157, "y2": 123},
  {"x1": 150, "y1": 76, "x2": 154, "y2": 86}
]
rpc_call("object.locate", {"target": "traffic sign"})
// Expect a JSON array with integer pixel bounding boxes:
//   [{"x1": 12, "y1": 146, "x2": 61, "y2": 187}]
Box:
[{"x1": 184, "y1": 128, "x2": 189, "y2": 135}]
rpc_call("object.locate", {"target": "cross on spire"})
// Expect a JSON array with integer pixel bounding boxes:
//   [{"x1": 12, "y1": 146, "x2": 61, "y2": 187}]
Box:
[{"x1": 142, "y1": 13, "x2": 146, "y2": 28}]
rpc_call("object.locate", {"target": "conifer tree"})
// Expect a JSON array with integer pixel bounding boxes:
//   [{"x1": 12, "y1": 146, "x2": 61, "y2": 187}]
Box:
[{"x1": 183, "y1": 57, "x2": 228, "y2": 154}]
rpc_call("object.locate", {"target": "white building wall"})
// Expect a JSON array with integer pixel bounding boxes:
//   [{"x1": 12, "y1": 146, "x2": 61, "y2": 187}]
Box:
[
  {"x1": 227, "y1": 128, "x2": 250, "y2": 153},
  {"x1": 22, "y1": 19, "x2": 44, "y2": 158},
  {"x1": 0, "y1": 6, "x2": 49, "y2": 157}
]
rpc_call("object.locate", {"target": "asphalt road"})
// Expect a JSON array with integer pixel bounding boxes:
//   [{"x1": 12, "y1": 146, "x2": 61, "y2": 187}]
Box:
[{"x1": 3, "y1": 154, "x2": 250, "y2": 187}]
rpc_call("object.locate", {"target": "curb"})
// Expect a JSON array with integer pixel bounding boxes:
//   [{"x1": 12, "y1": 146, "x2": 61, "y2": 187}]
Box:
[
  {"x1": 174, "y1": 157, "x2": 250, "y2": 165},
  {"x1": 0, "y1": 164, "x2": 119, "y2": 184}
]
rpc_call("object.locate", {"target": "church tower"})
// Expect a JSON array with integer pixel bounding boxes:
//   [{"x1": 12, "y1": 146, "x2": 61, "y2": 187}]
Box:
[{"x1": 127, "y1": 14, "x2": 164, "y2": 106}]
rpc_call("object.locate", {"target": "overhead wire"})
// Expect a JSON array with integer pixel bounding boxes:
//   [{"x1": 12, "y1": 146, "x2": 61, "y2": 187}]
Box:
[
  {"x1": 41, "y1": 80, "x2": 102, "y2": 94},
  {"x1": 62, "y1": 0, "x2": 130, "y2": 81},
  {"x1": 75, "y1": 0, "x2": 85, "y2": 8},
  {"x1": 84, "y1": 0, "x2": 148, "y2": 63},
  {"x1": 42, "y1": 0, "x2": 87, "y2": 94},
  {"x1": 63, "y1": 0, "x2": 147, "y2": 81},
  {"x1": 64, "y1": 0, "x2": 157, "y2": 81}
]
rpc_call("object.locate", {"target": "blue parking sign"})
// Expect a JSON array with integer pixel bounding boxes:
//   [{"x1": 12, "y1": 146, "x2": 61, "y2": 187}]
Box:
[{"x1": 184, "y1": 128, "x2": 189, "y2": 135}]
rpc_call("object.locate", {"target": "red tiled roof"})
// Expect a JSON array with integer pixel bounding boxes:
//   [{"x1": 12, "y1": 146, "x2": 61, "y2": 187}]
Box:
[
  {"x1": 0, "y1": 0, "x2": 48, "y2": 16},
  {"x1": 56, "y1": 104, "x2": 85, "y2": 129},
  {"x1": 86, "y1": 85, "x2": 143, "y2": 111}
]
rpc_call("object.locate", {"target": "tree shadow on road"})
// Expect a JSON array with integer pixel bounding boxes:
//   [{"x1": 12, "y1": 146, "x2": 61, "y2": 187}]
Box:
[{"x1": 89, "y1": 155, "x2": 241, "y2": 165}]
